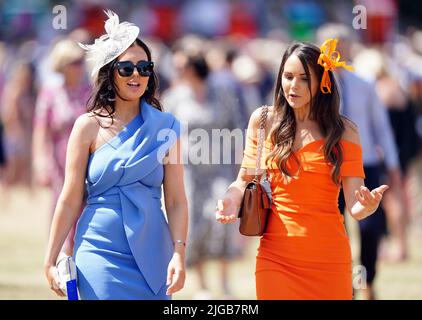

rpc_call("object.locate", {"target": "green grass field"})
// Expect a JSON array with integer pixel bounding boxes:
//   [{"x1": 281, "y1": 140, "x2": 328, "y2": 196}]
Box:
[{"x1": 0, "y1": 177, "x2": 421, "y2": 300}]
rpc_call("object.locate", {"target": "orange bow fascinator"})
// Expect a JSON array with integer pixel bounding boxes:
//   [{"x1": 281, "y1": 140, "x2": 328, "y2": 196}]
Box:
[{"x1": 317, "y1": 38, "x2": 353, "y2": 94}]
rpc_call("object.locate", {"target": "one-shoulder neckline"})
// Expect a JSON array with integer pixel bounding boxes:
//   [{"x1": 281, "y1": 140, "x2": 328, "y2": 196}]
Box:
[{"x1": 89, "y1": 111, "x2": 143, "y2": 158}]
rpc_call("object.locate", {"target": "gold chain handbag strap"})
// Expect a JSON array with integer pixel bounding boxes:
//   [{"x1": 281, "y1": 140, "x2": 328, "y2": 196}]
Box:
[{"x1": 254, "y1": 105, "x2": 269, "y2": 181}]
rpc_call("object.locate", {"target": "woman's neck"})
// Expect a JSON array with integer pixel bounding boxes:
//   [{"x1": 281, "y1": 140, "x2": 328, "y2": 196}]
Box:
[
  {"x1": 293, "y1": 109, "x2": 322, "y2": 141},
  {"x1": 293, "y1": 104, "x2": 310, "y2": 123},
  {"x1": 113, "y1": 97, "x2": 140, "y2": 122}
]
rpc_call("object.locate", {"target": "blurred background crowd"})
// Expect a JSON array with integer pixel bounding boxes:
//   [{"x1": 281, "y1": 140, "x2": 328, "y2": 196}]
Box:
[{"x1": 0, "y1": 0, "x2": 422, "y2": 300}]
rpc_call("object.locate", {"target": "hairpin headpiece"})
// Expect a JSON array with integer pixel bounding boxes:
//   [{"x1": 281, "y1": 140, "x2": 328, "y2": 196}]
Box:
[
  {"x1": 317, "y1": 38, "x2": 353, "y2": 94},
  {"x1": 78, "y1": 10, "x2": 139, "y2": 78}
]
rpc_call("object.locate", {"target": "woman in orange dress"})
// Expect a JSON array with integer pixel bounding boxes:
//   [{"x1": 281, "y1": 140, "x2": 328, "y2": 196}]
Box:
[{"x1": 216, "y1": 40, "x2": 389, "y2": 300}]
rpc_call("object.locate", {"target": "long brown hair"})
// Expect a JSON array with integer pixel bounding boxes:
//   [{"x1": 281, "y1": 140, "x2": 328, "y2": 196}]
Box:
[
  {"x1": 87, "y1": 38, "x2": 162, "y2": 126},
  {"x1": 267, "y1": 42, "x2": 344, "y2": 185}
]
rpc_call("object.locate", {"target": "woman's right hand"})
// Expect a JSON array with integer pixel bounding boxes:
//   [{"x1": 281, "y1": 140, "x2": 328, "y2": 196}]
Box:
[
  {"x1": 215, "y1": 197, "x2": 240, "y2": 224},
  {"x1": 45, "y1": 265, "x2": 66, "y2": 297}
]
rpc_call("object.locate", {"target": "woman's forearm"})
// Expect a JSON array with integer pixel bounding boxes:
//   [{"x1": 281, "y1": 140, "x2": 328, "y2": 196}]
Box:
[
  {"x1": 44, "y1": 198, "x2": 82, "y2": 268},
  {"x1": 225, "y1": 179, "x2": 248, "y2": 206},
  {"x1": 166, "y1": 202, "x2": 188, "y2": 256}
]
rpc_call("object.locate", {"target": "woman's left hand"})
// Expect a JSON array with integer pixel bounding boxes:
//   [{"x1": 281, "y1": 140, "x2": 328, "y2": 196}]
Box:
[
  {"x1": 166, "y1": 253, "x2": 186, "y2": 295},
  {"x1": 355, "y1": 184, "x2": 389, "y2": 215}
]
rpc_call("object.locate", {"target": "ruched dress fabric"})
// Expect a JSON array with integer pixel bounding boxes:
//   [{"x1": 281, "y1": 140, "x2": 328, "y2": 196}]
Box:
[
  {"x1": 241, "y1": 131, "x2": 365, "y2": 300},
  {"x1": 74, "y1": 99, "x2": 180, "y2": 300}
]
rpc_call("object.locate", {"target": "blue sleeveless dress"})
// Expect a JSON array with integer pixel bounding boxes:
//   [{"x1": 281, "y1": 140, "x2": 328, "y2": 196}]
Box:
[{"x1": 74, "y1": 99, "x2": 181, "y2": 300}]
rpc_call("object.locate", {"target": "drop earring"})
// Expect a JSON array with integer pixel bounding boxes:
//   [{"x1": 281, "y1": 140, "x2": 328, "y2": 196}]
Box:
[{"x1": 107, "y1": 85, "x2": 116, "y2": 102}]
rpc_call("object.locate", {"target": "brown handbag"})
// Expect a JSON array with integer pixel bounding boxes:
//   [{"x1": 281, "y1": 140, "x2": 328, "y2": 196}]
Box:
[{"x1": 238, "y1": 105, "x2": 272, "y2": 236}]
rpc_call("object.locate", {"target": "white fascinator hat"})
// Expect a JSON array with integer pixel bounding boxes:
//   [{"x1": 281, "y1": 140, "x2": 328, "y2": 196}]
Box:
[{"x1": 78, "y1": 9, "x2": 140, "y2": 78}]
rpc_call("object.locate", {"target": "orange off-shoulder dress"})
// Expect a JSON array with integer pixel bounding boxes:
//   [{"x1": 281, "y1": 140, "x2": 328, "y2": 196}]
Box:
[{"x1": 241, "y1": 131, "x2": 365, "y2": 300}]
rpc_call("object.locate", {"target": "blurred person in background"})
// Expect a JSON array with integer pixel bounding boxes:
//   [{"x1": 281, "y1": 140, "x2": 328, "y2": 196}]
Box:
[
  {"x1": 32, "y1": 37, "x2": 90, "y2": 255},
  {"x1": 410, "y1": 78, "x2": 422, "y2": 150},
  {"x1": 230, "y1": 52, "x2": 266, "y2": 123},
  {"x1": 243, "y1": 38, "x2": 285, "y2": 108},
  {"x1": 0, "y1": 120, "x2": 5, "y2": 177},
  {"x1": 372, "y1": 49, "x2": 418, "y2": 262},
  {"x1": 316, "y1": 23, "x2": 404, "y2": 300},
  {"x1": 205, "y1": 39, "x2": 251, "y2": 128},
  {"x1": 0, "y1": 42, "x2": 6, "y2": 97},
  {"x1": 163, "y1": 44, "x2": 245, "y2": 300},
  {"x1": 0, "y1": 42, "x2": 6, "y2": 188},
  {"x1": 0, "y1": 116, "x2": 5, "y2": 186},
  {"x1": 0, "y1": 60, "x2": 36, "y2": 188},
  {"x1": 407, "y1": 76, "x2": 422, "y2": 219}
]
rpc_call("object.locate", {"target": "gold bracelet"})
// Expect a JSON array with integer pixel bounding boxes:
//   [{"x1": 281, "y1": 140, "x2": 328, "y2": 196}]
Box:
[{"x1": 173, "y1": 240, "x2": 186, "y2": 247}]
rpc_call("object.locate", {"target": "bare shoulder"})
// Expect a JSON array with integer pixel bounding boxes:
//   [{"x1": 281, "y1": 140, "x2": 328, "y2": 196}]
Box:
[
  {"x1": 72, "y1": 113, "x2": 100, "y2": 145},
  {"x1": 249, "y1": 107, "x2": 263, "y2": 128},
  {"x1": 74, "y1": 113, "x2": 99, "y2": 131},
  {"x1": 341, "y1": 116, "x2": 361, "y2": 145},
  {"x1": 249, "y1": 105, "x2": 276, "y2": 131}
]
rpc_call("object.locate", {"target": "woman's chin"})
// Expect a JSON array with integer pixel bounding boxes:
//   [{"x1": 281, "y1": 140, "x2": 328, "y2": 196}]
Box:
[
  {"x1": 119, "y1": 91, "x2": 146, "y2": 101},
  {"x1": 288, "y1": 101, "x2": 305, "y2": 109}
]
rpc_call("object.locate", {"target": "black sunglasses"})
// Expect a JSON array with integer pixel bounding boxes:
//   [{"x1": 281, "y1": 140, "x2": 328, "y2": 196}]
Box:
[{"x1": 115, "y1": 60, "x2": 154, "y2": 77}]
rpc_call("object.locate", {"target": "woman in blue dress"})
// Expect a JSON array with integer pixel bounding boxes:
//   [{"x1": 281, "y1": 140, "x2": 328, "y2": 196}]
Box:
[{"x1": 43, "y1": 10, "x2": 188, "y2": 300}]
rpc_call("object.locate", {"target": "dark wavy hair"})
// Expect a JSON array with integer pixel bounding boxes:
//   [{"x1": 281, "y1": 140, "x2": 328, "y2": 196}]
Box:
[
  {"x1": 87, "y1": 38, "x2": 162, "y2": 125},
  {"x1": 266, "y1": 42, "x2": 345, "y2": 185}
]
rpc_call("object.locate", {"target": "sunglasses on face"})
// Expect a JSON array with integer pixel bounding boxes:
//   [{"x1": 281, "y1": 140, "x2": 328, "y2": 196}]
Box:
[{"x1": 115, "y1": 60, "x2": 154, "y2": 77}]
